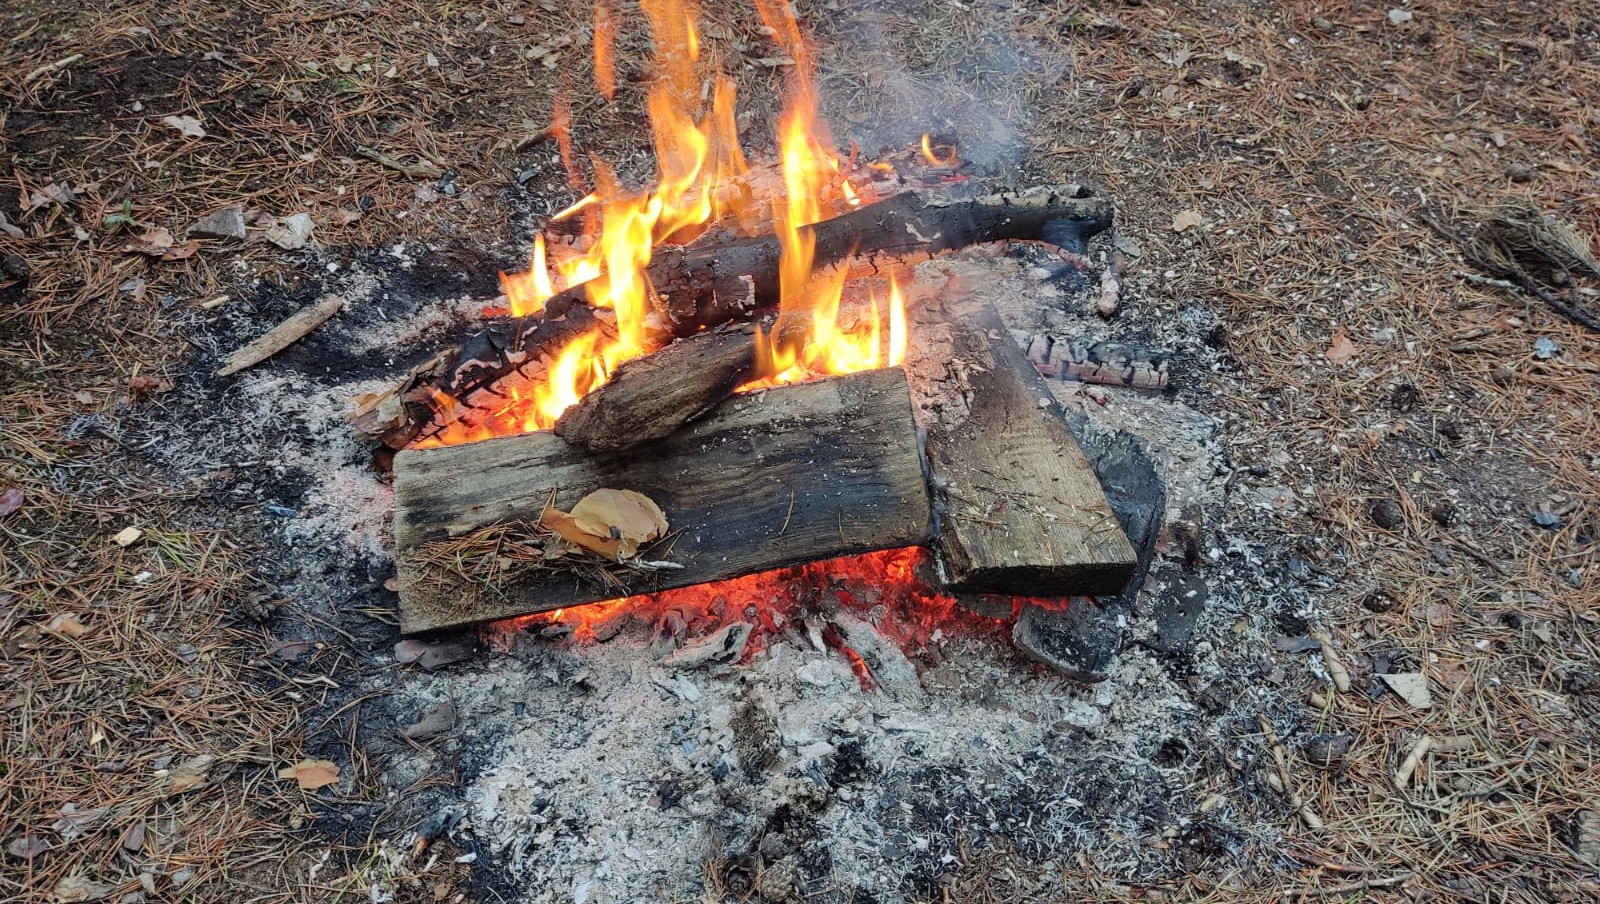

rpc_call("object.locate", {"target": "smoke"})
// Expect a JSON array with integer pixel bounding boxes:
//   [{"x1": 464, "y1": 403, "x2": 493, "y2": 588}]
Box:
[{"x1": 804, "y1": 0, "x2": 1073, "y2": 173}]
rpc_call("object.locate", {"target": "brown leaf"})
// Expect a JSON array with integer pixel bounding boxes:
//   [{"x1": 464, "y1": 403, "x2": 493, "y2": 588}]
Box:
[
  {"x1": 160, "y1": 238, "x2": 202, "y2": 261},
  {"x1": 331, "y1": 207, "x2": 363, "y2": 226},
  {"x1": 1325, "y1": 330, "x2": 1356, "y2": 366},
  {"x1": 121, "y1": 226, "x2": 176, "y2": 257},
  {"x1": 278, "y1": 758, "x2": 340, "y2": 791},
  {"x1": 128, "y1": 374, "x2": 174, "y2": 397},
  {"x1": 567, "y1": 488, "x2": 668, "y2": 558},
  {"x1": 0, "y1": 486, "x2": 23, "y2": 517},
  {"x1": 1431, "y1": 661, "x2": 1475, "y2": 694},
  {"x1": 44, "y1": 612, "x2": 87, "y2": 638}
]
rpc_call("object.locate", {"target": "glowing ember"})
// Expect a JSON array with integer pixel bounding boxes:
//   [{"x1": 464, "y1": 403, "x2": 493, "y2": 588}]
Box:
[
  {"x1": 416, "y1": 0, "x2": 915, "y2": 449},
  {"x1": 491, "y1": 547, "x2": 1043, "y2": 659}
]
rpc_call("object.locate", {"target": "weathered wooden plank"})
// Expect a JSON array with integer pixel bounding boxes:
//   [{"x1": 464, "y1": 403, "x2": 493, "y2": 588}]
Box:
[
  {"x1": 393, "y1": 367, "x2": 931, "y2": 632},
  {"x1": 909, "y1": 274, "x2": 1138, "y2": 596}
]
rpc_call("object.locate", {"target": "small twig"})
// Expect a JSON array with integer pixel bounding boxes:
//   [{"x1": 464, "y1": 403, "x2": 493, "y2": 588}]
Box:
[
  {"x1": 1310, "y1": 629, "x2": 1351, "y2": 693},
  {"x1": 355, "y1": 146, "x2": 444, "y2": 180},
  {"x1": 1283, "y1": 873, "x2": 1414, "y2": 899},
  {"x1": 1394, "y1": 735, "x2": 1433, "y2": 789},
  {"x1": 1259, "y1": 715, "x2": 1324, "y2": 830},
  {"x1": 23, "y1": 53, "x2": 83, "y2": 82}
]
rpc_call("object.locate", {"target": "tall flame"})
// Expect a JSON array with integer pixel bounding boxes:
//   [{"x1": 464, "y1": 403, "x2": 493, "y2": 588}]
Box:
[{"x1": 420, "y1": 0, "x2": 913, "y2": 449}]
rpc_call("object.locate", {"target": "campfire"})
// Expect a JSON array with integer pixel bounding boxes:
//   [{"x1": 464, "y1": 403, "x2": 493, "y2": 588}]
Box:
[{"x1": 355, "y1": 0, "x2": 1147, "y2": 671}]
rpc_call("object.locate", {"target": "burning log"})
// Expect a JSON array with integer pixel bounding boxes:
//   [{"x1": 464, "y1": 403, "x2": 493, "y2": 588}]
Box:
[
  {"x1": 554, "y1": 321, "x2": 763, "y2": 451},
  {"x1": 908, "y1": 266, "x2": 1138, "y2": 596},
  {"x1": 355, "y1": 184, "x2": 1113, "y2": 449},
  {"x1": 392, "y1": 367, "x2": 931, "y2": 633}
]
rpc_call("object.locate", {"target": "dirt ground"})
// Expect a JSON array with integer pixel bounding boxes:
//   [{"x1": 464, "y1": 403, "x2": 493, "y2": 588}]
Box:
[{"x1": 3, "y1": 1, "x2": 1599, "y2": 902}]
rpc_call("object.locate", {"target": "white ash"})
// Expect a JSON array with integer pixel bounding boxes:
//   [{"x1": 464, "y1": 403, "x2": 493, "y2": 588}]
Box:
[{"x1": 112, "y1": 231, "x2": 1321, "y2": 902}]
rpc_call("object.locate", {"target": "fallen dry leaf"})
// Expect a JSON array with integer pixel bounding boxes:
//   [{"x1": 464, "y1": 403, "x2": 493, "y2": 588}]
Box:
[
  {"x1": 121, "y1": 226, "x2": 176, "y2": 257},
  {"x1": 160, "y1": 114, "x2": 206, "y2": 138},
  {"x1": 1172, "y1": 209, "x2": 1207, "y2": 232},
  {"x1": 540, "y1": 507, "x2": 623, "y2": 558},
  {"x1": 1379, "y1": 672, "x2": 1433, "y2": 709},
  {"x1": 163, "y1": 754, "x2": 216, "y2": 795},
  {"x1": 6, "y1": 834, "x2": 49, "y2": 859},
  {"x1": 0, "y1": 486, "x2": 23, "y2": 517},
  {"x1": 393, "y1": 637, "x2": 476, "y2": 670},
  {"x1": 1431, "y1": 661, "x2": 1475, "y2": 694},
  {"x1": 44, "y1": 612, "x2": 87, "y2": 638},
  {"x1": 567, "y1": 488, "x2": 669, "y2": 558},
  {"x1": 278, "y1": 758, "x2": 340, "y2": 791},
  {"x1": 128, "y1": 374, "x2": 174, "y2": 397},
  {"x1": 53, "y1": 874, "x2": 115, "y2": 902},
  {"x1": 1325, "y1": 330, "x2": 1356, "y2": 366},
  {"x1": 160, "y1": 238, "x2": 202, "y2": 261},
  {"x1": 399, "y1": 700, "x2": 457, "y2": 740}
]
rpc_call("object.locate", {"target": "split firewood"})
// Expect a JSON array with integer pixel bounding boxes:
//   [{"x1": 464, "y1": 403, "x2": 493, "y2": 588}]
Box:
[
  {"x1": 554, "y1": 322, "x2": 763, "y2": 451},
  {"x1": 392, "y1": 368, "x2": 931, "y2": 632},
  {"x1": 356, "y1": 183, "x2": 1114, "y2": 448},
  {"x1": 216, "y1": 295, "x2": 344, "y2": 377},
  {"x1": 910, "y1": 266, "x2": 1137, "y2": 596}
]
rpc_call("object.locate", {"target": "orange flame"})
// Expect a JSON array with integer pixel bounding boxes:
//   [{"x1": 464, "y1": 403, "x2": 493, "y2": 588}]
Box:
[
  {"x1": 419, "y1": 0, "x2": 896, "y2": 449},
  {"x1": 920, "y1": 133, "x2": 959, "y2": 167}
]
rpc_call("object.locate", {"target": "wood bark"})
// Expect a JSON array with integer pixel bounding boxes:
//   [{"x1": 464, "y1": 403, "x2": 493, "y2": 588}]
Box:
[
  {"x1": 553, "y1": 321, "x2": 761, "y2": 451},
  {"x1": 908, "y1": 274, "x2": 1138, "y2": 597},
  {"x1": 357, "y1": 184, "x2": 1113, "y2": 449},
  {"x1": 393, "y1": 367, "x2": 931, "y2": 633}
]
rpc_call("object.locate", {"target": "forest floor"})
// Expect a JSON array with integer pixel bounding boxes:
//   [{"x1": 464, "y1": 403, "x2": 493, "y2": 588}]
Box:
[{"x1": 3, "y1": 1, "x2": 1599, "y2": 902}]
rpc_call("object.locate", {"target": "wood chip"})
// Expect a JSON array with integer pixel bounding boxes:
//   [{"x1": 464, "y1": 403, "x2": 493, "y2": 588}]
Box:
[
  {"x1": 216, "y1": 295, "x2": 344, "y2": 377},
  {"x1": 114, "y1": 526, "x2": 144, "y2": 547},
  {"x1": 1379, "y1": 672, "x2": 1433, "y2": 709}
]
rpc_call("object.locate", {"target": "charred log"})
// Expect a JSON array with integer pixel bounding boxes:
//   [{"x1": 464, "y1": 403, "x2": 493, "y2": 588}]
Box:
[
  {"x1": 553, "y1": 321, "x2": 762, "y2": 451},
  {"x1": 357, "y1": 184, "x2": 1114, "y2": 449}
]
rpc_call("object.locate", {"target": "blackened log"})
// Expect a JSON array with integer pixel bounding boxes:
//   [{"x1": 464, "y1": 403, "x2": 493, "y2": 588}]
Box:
[
  {"x1": 357, "y1": 184, "x2": 1113, "y2": 448},
  {"x1": 553, "y1": 322, "x2": 761, "y2": 451}
]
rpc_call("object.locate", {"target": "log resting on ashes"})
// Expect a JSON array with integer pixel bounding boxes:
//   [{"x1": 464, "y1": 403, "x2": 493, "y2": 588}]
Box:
[
  {"x1": 392, "y1": 368, "x2": 932, "y2": 633},
  {"x1": 907, "y1": 268, "x2": 1139, "y2": 597},
  {"x1": 353, "y1": 183, "x2": 1115, "y2": 449}
]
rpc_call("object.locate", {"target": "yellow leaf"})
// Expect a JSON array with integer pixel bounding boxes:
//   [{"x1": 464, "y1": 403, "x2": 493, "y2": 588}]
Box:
[
  {"x1": 278, "y1": 758, "x2": 340, "y2": 791},
  {"x1": 568, "y1": 489, "x2": 669, "y2": 558}
]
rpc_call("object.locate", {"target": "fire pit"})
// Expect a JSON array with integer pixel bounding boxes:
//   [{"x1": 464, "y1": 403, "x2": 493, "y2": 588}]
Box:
[{"x1": 356, "y1": 0, "x2": 1154, "y2": 669}]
